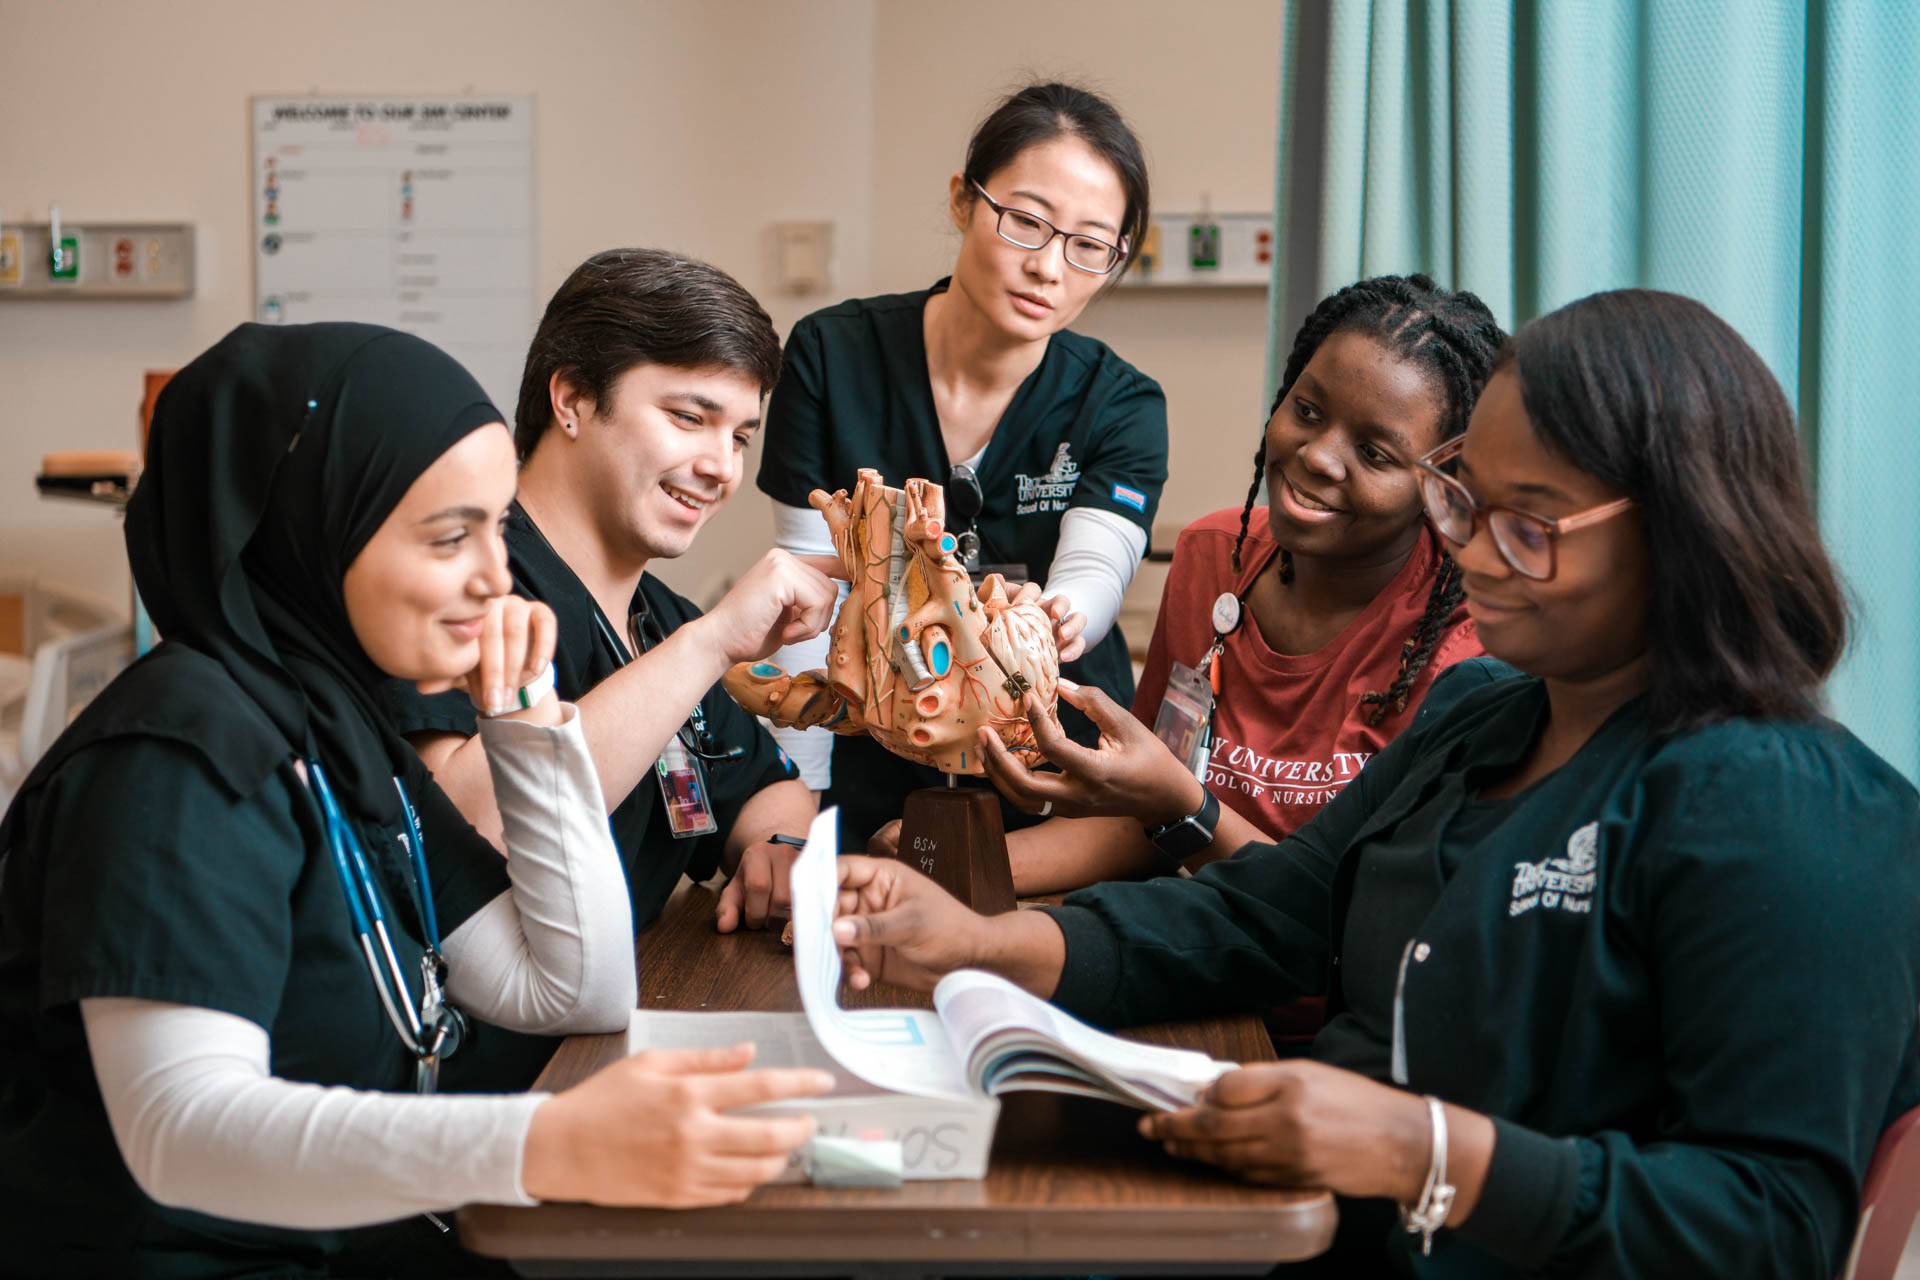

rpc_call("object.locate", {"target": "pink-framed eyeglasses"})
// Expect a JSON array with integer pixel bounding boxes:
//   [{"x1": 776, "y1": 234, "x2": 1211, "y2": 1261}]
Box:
[{"x1": 1414, "y1": 438, "x2": 1636, "y2": 581}]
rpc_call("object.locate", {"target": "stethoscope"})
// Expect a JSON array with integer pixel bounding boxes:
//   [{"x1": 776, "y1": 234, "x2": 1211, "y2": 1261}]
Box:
[{"x1": 303, "y1": 759, "x2": 465, "y2": 1095}]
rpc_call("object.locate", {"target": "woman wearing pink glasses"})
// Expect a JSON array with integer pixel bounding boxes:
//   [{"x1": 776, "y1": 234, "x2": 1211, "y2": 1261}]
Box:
[{"x1": 755, "y1": 81, "x2": 1168, "y2": 852}]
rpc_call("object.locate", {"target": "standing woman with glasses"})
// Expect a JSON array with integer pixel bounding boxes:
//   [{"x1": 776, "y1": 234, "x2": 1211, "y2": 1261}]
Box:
[{"x1": 757, "y1": 81, "x2": 1168, "y2": 849}]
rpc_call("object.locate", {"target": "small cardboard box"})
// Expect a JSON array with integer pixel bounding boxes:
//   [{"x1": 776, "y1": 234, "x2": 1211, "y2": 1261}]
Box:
[{"x1": 628, "y1": 1009, "x2": 999, "y2": 1182}]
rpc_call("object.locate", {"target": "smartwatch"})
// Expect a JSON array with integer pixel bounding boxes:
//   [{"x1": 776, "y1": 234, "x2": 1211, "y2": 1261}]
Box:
[{"x1": 1144, "y1": 788, "x2": 1220, "y2": 861}]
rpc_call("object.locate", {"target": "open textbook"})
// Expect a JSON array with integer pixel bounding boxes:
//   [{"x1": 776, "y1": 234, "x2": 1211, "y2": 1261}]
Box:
[
  {"x1": 786, "y1": 808, "x2": 1237, "y2": 1111},
  {"x1": 632, "y1": 809, "x2": 1233, "y2": 1142}
]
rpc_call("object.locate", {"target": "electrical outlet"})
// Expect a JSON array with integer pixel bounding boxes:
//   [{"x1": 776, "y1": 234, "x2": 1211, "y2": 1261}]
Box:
[
  {"x1": 0, "y1": 232, "x2": 20, "y2": 286},
  {"x1": 50, "y1": 235, "x2": 79, "y2": 280},
  {"x1": 1188, "y1": 220, "x2": 1221, "y2": 271}
]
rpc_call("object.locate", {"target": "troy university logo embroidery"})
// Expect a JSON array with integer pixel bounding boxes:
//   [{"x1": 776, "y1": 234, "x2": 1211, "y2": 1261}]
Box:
[
  {"x1": 1510, "y1": 821, "x2": 1599, "y2": 917},
  {"x1": 1014, "y1": 443, "x2": 1079, "y2": 515}
]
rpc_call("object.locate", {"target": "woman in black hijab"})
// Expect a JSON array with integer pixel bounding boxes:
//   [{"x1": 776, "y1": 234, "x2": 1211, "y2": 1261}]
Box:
[{"x1": 0, "y1": 323, "x2": 830, "y2": 1276}]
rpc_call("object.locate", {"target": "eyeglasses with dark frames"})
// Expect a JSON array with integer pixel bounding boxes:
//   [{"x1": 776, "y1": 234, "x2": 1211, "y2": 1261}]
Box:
[
  {"x1": 1414, "y1": 438, "x2": 1635, "y2": 582},
  {"x1": 970, "y1": 180, "x2": 1127, "y2": 275}
]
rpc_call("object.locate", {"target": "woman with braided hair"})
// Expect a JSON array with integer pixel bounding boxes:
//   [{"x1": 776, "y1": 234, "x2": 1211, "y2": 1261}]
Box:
[{"x1": 908, "y1": 275, "x2": 1503, "y2": 900}]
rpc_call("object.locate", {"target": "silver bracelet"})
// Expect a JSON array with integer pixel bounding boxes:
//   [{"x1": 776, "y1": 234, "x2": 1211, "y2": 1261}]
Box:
[
  {"x1": 1399, "y1": 1094, "x2": 1456, "y2": 1256},
  {"x1": 479, "y1": 662, "x2": 556, "y2": 718}
]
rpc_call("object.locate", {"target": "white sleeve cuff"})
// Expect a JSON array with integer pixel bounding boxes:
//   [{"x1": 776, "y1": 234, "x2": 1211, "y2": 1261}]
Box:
[
  {"x1": 1041, "y1": 506, "x2": 1150, "y2": 650},
  {"x1": 769, "y1": 500, "x2": 846, "y2": 790},
  {"x1": 771, "y1": 499, "x2": 835, "y2": 558}
]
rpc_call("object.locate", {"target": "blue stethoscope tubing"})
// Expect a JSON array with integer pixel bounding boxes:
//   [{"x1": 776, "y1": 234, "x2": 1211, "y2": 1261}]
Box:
[{"x1": 303, "y1": 758, "x2": 442, "y2": 1060}]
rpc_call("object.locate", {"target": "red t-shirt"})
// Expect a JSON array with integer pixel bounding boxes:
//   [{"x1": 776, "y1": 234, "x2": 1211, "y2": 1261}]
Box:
[{"x1": 1132, "y1": 508, "x2": 1483, "y2": 842}]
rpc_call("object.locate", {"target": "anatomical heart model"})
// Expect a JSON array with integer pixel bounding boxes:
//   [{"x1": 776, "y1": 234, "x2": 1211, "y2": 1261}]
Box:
[{"x1": 723, "y1": 468, "x2": 1059, "y2": 775}]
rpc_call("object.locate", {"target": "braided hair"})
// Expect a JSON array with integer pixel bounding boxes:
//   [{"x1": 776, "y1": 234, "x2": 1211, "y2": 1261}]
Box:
[{"x1": 1231, "y1": 274, "x2": 1506, "y2": 726}]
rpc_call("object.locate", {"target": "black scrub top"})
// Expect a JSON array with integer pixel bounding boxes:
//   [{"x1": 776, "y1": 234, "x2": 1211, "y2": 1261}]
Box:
[
  {"x1": 1046, "y1": 662, "x2": 1920, "y2": 1277},
  {"x1": 0, "y1": 644, "x2": 513, "y2": 1276},
  {"x1": 758, "y1": 282, "x2": 1169, "y2": 847},
  {"x1": 384, "y1": 504, "x2": 798, "y2": 928}
]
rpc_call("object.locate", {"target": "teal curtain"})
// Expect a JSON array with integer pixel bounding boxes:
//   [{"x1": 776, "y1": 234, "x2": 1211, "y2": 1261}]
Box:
[{"x1": 1270, "y1": 0, "x2": 1920, "y2": 779}]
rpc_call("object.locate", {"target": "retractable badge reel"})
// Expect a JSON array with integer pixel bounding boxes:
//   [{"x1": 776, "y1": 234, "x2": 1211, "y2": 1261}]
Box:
[
  {"x1": 1151, "y1": 592, "x2": 1240, "y2": 780},
  {"x1": 947, "y1": 463, "x2": 985, "y2": 577}
]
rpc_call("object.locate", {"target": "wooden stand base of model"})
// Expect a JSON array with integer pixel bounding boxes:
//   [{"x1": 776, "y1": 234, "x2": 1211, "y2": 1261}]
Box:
[{"x1": 894, "y1": 786, "x2": 1016, "y2": 916}]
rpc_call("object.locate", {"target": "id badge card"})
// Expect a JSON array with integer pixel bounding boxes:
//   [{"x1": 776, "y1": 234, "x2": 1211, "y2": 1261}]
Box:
[
  {"x1": 656, "y1": 735, "x2": 719, "y2": 838},
  {"x1": 1152, "y1": 660, "x2": 1215, "y2": 780}
]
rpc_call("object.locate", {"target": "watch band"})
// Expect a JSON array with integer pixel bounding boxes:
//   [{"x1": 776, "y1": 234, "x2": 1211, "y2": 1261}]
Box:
[{"x1": 1144, "y1": 787, "x2": 1220, "y2": 861}]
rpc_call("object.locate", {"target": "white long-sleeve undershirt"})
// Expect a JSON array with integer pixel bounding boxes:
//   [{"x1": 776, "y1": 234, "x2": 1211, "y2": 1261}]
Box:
[
  {"x1": 83, "y1": 999, "x2": 544, "y2": 1227},
  {"x1": 1038, "y1": 505, "x2": 1149, "y2": 651},
  {"x1": 766, "y1": 497, "x2": 1148, "y2": 791},
  {"x1": 80, "y1": 703, "x2": 633, "y2": 1228},
  {"x1": 442, "y1": 707, "x2": 635, "y2": 1032},
  {"x1": 767, "y1": 501, "x2": 847, "y2": 789}
]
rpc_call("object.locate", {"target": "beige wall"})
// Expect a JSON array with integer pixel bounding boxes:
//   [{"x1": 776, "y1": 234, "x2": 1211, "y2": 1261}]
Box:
[{"x1": 0, "y1": 0, "x2": 1277, "y2": 615}]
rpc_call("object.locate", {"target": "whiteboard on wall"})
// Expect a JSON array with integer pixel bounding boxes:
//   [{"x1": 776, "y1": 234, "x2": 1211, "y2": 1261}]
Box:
[{"x1": 251, "y1": 95, "x2": 536, "y2": 415}]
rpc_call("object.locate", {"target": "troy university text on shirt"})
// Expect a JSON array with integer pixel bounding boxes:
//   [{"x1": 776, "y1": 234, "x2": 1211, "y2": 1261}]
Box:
[
  {"x1": 1510, "y1": 821, "x2": 1599, "y2": 917},
  {"x1": 1203, "y1": 731, "x2": 1373, "y2": 809},
  {"x1": 1014, "y1": 443, "x2": 1079, "y2": 516}
]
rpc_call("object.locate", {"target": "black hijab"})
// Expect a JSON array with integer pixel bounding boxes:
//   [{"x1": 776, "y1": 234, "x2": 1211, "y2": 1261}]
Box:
[{"x1": 108, "y1": 322, "x2": 500, "y2": 825}]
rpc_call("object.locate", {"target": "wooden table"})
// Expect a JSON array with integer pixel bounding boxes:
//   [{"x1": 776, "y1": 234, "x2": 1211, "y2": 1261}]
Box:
[{"x1": 460, "y1": 883, "x2": 1336, "y2": 1277}]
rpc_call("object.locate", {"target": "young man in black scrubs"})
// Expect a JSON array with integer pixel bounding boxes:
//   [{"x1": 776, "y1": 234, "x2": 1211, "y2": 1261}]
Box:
[{"x1": 387, "y1": 248, "x2": 838, "y2": 932}]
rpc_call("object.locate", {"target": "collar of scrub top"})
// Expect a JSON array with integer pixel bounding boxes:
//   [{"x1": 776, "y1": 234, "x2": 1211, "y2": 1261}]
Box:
[
  {"x1": 302, "y1": 757, "x2": 463, "y2": 1091},
  {"x1": 590, "y1": 604, "x2": 746, "y2": 765},
  {"x1": 514, "y1": 504, "x2": 742, "y2": 764}
]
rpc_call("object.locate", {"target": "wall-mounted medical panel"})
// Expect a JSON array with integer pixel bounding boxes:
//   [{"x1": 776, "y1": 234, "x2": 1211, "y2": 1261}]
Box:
[
  {"x1": 1117, "y1": 212, "x2": 1272, "y2": 288},
  {"x1": 0, "y1": 222, "x2": 194, "y2": 298}
]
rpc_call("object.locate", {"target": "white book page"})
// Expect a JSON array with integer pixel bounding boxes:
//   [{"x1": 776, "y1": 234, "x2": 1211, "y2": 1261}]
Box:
[
  {"x1": 933, "y1": 969, "x2": 1235, "y2": 1106},
  {"x1": 789, "y1": 809, "x2": 974, "y2": 1100}
]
